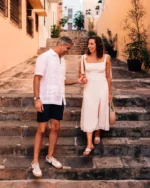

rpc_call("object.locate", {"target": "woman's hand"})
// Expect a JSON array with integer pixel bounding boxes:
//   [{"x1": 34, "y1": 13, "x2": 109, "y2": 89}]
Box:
[
  {"x1": 81, "y1": 76, "x2": 88, "y2": 84},
  {"x1": 78, "y1": 75, "x2": 88, "y2": 84},
  {"x1": 109, "y1": 93, "x2": 112, "y2": 103},
  {"x1": 34, "y1": 99, "x2": 44, "y2": 112}
]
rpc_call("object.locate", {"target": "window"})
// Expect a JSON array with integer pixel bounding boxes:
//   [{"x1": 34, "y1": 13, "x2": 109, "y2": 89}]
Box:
[
  {"x1": 68, "y1": 23, "x2": 72, "y2": 31},
  {"x1": 0, "y1": 0, "x2": 8, "y2": 17},
  {"x1": 35, "y1": 14, "x2": 39, "y2": 32},
  {"x1": 10, "y1": 0, "x2": 22, "y2": 28},
  {"x1": 68, "y1": 8, "x2": 73, "y2": 19},
  {"x1": 26, "y1": 0, "x2": 33, "y2": 37}
]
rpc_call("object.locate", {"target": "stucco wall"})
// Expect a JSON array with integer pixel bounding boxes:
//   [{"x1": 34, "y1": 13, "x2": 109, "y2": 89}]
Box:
[
  {"x1": 62, "y1": 0, "x2": 82, "y2": 30},
  {"x1": 96, "y1": 0, "x2": 150, "y2": 60},
  {"x1": 0, "y1": 0, "x2": 39, "y2": 73},
  {"x1": 39, "y1": 1, "x2": 59, "y2": 47}
]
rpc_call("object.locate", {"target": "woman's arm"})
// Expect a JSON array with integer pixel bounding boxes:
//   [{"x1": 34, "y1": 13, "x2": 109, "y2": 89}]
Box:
[
  {"x1": 78, "y1": 56, "x2": 84, "y2": 78},
  {"x1": 78, "y1": 55, "x2": 88, "y2": 84},
  {"x1": 105, "y1": 55, "x2": 112, "y2": 102}
]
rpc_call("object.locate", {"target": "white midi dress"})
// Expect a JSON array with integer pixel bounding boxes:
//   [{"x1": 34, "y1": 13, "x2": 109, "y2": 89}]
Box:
[{"x1": 80, "y1": 54, "x2": 110, "y2": 132}]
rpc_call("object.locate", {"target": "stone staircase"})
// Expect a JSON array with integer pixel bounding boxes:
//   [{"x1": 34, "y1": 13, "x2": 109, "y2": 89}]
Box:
[
  {"x1": 38, "y1": 31, "x2": 88, "y2": 55},
  {"x1": 0, "y1": 55, "x2": 150, "y2": 187}
]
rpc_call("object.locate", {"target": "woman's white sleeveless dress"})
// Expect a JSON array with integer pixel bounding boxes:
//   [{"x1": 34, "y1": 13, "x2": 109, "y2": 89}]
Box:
[{"x1": 80, "y1": 54, "x2": 110, "y2": 132}]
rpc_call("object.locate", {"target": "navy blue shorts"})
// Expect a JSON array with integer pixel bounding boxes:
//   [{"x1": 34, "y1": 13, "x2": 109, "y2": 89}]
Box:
[{"x1": 37, "y1": 103, "x2": 64, "y2": 122}]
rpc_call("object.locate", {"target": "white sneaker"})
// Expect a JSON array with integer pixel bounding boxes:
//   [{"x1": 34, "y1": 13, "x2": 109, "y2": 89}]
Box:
[
  {"x1": 45, "y1": 156, "x2": 62, "y2": 169},
  {"x1": 31, "y1": 162, "x2": 42, "y2": 177}
]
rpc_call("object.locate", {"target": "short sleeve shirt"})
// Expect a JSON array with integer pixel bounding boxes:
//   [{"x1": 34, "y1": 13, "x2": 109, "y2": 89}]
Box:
[{"x1": 34, "y1": 49, "x2": 66, "y2": 105}]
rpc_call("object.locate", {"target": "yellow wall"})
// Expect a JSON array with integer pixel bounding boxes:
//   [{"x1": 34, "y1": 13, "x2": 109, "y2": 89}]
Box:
[
  {"x1": 0, "y1": 0, "x2": 39, "y2": 73},
  {"x1": 96, "y1": 0, "x2": 150, "y2": 60},
  {"x1": 83, "y1": 0, "x2": 101, "y2": 31}
]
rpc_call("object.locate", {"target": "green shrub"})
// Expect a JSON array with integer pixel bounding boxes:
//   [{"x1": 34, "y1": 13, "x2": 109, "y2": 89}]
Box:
[{"x1": 51, "y1": 25, "x2": 60, "y2": 38}]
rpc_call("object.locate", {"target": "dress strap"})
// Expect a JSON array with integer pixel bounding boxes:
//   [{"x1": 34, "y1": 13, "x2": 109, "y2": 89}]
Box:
[
  {"x1": 81, "y1": 54, "x2": 86, "y2": 74},
  {"x1": 104, "y1": 54, "x2": 107, "y2": 63}
]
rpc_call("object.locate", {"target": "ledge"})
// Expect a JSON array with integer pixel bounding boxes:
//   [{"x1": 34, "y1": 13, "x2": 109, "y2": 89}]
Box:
[{"x1": 33, "y1": 9, "x2": 47, "y2": 16}]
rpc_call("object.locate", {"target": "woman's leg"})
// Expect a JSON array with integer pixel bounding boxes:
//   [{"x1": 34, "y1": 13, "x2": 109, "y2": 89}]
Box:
[
  {"x1": 94, "y1": 130, "x2": 101, "y2": 144},
  {"x1": 86, "y1": 132, "x2": 94, "y2": 148},
  {"x1": 94, "y1": 103, "x2": 101, "y2": 144},
  {"x1": 83, "y1": 132, "x2": 94, "y2": 156}
]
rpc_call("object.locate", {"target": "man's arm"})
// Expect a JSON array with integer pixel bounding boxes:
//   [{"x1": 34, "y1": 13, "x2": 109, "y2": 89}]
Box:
[
  {"x1": 33, "y1": 75, "x2": 43, "y2": 112},
  {"x1": 65, "y1": 76, "x2": 84, "y2": 85}
]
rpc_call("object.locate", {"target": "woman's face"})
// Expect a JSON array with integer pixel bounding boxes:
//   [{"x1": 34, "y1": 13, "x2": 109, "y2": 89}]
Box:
[{"x1": 88, "y1": 39, "x2": 96, "y2": 53}]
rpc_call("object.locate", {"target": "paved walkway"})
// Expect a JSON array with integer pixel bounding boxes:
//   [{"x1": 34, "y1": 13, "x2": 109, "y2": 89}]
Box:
[
  {"x1": 0, "y1": 55, "x2": 150, "y2": 98},
  {"x1": 0, "y1": 180, "x2": 150, "y2": 188}
]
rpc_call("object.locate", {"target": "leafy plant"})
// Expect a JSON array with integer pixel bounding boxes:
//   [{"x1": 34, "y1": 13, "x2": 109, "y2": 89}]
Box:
[
  {"x1": 59, "y1": 16, "x2": 69, "y2": 27},
  {"x1": 123, "y1": 0, "x2": 150, "y2": 71},
  {"x1": 88, "y1": 18, "x2": 94, "y2": 31},
  {"x1": 73, "y1": 11, "x2": 84, "y2": 30},
  {"x1": 88, "y1": 31, "x2": 97, "y2": 37},
  {"x1": 101, "y1": 29, "x2": 117, "y2": 58},
  {"x1": 51, "y1": 25, "x2": 60, "y2": 38},
  {"x1": 87, "y1": 18, "x2": 97, "y2": 36}
]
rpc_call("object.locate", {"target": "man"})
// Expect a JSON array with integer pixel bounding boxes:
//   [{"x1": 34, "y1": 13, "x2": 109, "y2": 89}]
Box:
[{"x1": 31, "y1": 36, "x2": 84, "y2": 177}]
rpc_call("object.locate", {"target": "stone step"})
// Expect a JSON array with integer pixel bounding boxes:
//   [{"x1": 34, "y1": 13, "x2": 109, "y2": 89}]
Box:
[
  {"x1": 0, "y1": 136, "x2": 150, "y2": 157},
  {"x1": 0, "y1": 180, "x2": 150, "y2": 188},
  {"x1": 0, "y1": 94, "x2": 149, "y2": 107},
  {"x1": 0, "y1": 106, "x2": 149, "y2": 121},
  {"x1": 0, "y1": 120, "x2": 149, "y2": 138},
  {"x1": 0, "y1": 156, "x2": 150, "y2": 180},
  {"x1": 46, "y1": 37, "x2": 88, "y2": 55}
]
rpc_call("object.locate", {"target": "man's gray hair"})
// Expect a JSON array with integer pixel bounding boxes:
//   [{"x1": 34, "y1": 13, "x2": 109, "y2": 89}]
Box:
[{"x1": 57, "y1": 36, "x2": 73, "y2": 45}]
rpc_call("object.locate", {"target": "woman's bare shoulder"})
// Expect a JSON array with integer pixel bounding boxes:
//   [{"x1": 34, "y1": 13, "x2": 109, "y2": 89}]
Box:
[{"x1": 104, "y1": 54, "x2": 111, "y2": 60}]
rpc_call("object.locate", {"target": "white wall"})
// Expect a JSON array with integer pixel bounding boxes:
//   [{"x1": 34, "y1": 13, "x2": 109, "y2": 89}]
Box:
[
  {"x1": 39, "y1": 1, "x2": 58, "y2": 47},
  {"x1": 83, "y1": 0, "x2": 102, "y2": 31},
  {"x1": 62, "y1": 0, "x2": 82, "y2": 30}
]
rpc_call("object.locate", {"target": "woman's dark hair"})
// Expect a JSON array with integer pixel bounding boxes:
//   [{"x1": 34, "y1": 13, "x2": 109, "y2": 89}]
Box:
[{"x1": 87, "y1": 35, "x2": 104, "y2": 58}]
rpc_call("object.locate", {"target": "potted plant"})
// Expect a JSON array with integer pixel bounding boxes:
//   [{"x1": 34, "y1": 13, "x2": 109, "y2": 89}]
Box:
[
  {"x1": 88, "y1": 18, "x2": 97, "y2": 36},
  {"x1": 123, "y1": 0, "x2": 150, "y2": 71},
  {"x1": 51, "y1": 24, "x2": 60, "y2": 38},
  {"x1": 73, "y1": 11, "x2": 84, "y2": 30},
  {"x1": 59, "y1": 16, "x2": 69, "y2": 28},
  {"x1": 101, "y1": 29, "x2": 118, "y2": 58}
]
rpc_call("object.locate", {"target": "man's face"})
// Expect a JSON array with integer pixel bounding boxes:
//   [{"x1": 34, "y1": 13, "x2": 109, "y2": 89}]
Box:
[{"x1": 60, "y1": 43, "x2": 73, "y2": 56}]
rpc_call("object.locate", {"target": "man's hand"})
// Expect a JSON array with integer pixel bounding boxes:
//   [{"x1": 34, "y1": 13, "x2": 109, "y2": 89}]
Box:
[{"x1": 34, "y1": 99, "x2": 44, "y2": 112}]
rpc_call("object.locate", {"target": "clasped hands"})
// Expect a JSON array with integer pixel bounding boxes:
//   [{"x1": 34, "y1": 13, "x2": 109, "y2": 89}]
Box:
[{"x1": 78, "y1": 75, "x2": 88, "y2": 85}]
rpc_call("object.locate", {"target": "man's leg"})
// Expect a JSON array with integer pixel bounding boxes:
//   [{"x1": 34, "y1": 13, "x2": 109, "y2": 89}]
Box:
[
  {"x1": 33, "y1": 122, "x2": 48, "y2": 163},
  {"x1": 47, "y1": 119, "x2": 60, "y2": 158},
  {"x1": 31, "y1": 122, "x2": 48, "y2": 177},
  {"x1": 45, "y1": 119, "x2": 62, "y2": 168}
]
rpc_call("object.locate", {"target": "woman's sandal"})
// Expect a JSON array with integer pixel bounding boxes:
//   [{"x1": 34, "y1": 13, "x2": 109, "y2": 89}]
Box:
[
  {"x1": 94, "y1": 137, "x2": 100, "y2": 145},
  {"x1": 83, "y1": 147, "x2": 94, "y2": 156}
]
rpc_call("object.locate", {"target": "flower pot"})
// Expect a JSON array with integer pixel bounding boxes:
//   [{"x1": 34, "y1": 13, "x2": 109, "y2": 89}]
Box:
[
  {"x1": 51, "y1": 34, "x2": 59, "y2": 38},
  {"x1": 127, "y1": 59, "x2": 142, "y2": 71},
  {"x1": 109, "y1": 50, "x2": 117, "y2": 58}
]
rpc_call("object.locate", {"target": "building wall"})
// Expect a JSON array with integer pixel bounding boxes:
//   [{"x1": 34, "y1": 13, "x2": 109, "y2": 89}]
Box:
[
  {"x1": 0, "y1": 0, "x2": 39, "y2": 73},
  {"x1": 96, "y1": 0, "x2": 150, "y2": 60},
  {"x1": 62, "y1": 0, "x2": 82, "y2": 30},
  {"x1": 83, "y1": 0, "x2": 102, "y2": 31},
  {"x1": 39, "y1": 0, "x2": 60, "y2": 47}
]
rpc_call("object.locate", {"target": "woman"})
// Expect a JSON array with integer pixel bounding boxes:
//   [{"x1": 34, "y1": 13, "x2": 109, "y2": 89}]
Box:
[{"x1": 79, "y1": 35, "x2": 112, "y2": 156}]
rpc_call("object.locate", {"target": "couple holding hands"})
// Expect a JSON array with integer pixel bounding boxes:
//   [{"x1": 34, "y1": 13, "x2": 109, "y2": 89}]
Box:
[{"x1": 32, "y1": 35, "x2": 112, "y2": 177}]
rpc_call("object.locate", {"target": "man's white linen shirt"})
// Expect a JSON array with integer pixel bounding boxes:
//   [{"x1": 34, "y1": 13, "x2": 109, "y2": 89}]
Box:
[{"x1": 34, "y1": 49, "x2": 66, "y2": 105}]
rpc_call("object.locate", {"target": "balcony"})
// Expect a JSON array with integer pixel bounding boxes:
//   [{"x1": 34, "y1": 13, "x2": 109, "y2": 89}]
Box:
[{"x1": 28, "y1": 0, "x2": 47, "y2": 16}]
